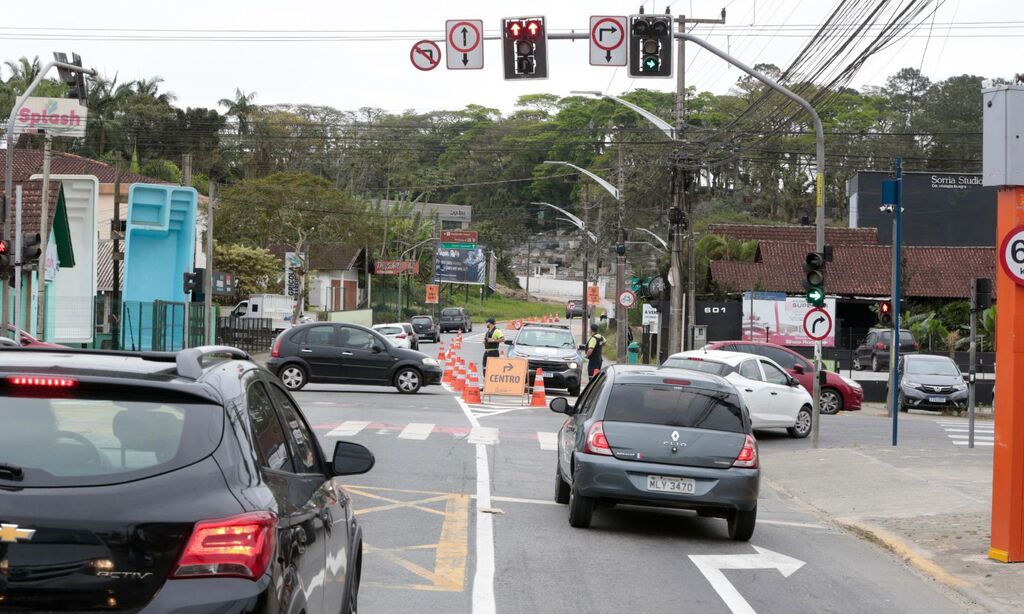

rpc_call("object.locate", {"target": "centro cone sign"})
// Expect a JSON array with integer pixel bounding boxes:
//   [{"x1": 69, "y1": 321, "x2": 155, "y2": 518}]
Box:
[{"x1": 14, "y1": 97, "x2": 89, "y2": 138}]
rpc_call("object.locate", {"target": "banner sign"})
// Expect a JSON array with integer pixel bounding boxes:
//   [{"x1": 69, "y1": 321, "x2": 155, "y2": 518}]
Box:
[
  {"x1": 15, "y1": 97, "x2": 88, "y2": 137},
  {"x1": 374, "y1": 260, "x2": 420, "y2": 275},
  {"x1": 741, "y1": 293, "x2": 836, "y2": 347},
  {"x1": 434, "y1": 246, "x2": 487, "y2": 285},
  {"x1": 213, "y1": 271, "x2": 237, "y2": 296},
  {"x1": 587, "y1": 285, "x2": 601, "y2": 304},
  {"x1": 284, "y1": 252, "x2": 306, "y2": 298},
  {"x1": 440, "y1": 229, "x2": 478, "y2": 249},
  {"x1": 425, "y1": 283, "x2": 440, "y2": 304},
  {"x1": 483, "y1": 358, "x2": 529, "y2": 396},
  {"x1": 488, "y1": 251, "x2": 497, "y2": 290}
]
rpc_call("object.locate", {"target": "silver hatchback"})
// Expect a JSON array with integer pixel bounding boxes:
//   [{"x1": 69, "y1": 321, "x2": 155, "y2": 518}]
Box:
[{"x1": 550, "y1": 365, "x2": 761, "y2": 541}]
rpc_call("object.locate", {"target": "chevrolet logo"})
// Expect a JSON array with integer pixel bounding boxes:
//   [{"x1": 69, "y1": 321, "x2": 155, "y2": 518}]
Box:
[{"x1": 0, "y1": 523, "x2": 35, "y2": 543}]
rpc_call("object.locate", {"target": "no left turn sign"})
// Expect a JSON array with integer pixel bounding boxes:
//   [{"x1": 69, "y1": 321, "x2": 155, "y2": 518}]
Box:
[
  {"x1": 802, "y1": 307, "x2": 833, "y2": 342},
  {"x1": 1000, "y1": 225, "x2": 1024, "y2": 286},
  {"x1": 410, "y1": 40, "x2": 441, "y2": 71}
]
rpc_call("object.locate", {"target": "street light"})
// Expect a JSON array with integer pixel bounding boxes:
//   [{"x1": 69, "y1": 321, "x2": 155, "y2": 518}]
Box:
[
  {"x1": 533, "y1": 201, "x2": 597, "y2": 336},
  {"x1": 633, "y1": 227, "x2": 668, "y2": 249},
  {"x1": 396, "y1": 237, "x2": 437, "y2": 321},
  {"x1": 570, "y1": 90, "x2": 677, "y2": 140}
]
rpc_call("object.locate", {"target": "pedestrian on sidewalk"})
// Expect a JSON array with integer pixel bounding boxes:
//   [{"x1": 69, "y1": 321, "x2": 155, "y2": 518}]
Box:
[
  {"x1": 585, "y1": 323, "x2": 606, "y2": 379},
  {"x1": 483, "y1": 318, "x2": 505, "y2": 371}
]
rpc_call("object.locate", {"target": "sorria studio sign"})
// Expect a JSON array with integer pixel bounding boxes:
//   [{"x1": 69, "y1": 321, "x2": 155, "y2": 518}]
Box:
[{"x1": 14, "y1": 97, "x2": 88, "y2": 138}]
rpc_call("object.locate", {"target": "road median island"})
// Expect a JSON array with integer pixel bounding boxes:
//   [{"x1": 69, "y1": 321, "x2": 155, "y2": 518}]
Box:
[{"x1": 764, "y1": 445, "x2": 1017, "y2": 612}]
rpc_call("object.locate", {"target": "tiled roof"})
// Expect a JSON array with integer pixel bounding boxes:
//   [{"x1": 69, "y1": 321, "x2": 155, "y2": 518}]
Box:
[
  {"x1": 707, "y1": 224, "x2": 880, "y2": 245},
  {"x1": 97, "y1": 240, "x2": 122, "y2": 292},
  {"x1": 1, "y1": 180, "x2": 63, "y2": 236},
  {"x1": 709, "y1": 240, "x2": 995, "y2": 299},
  {"x1": 0, "y1": 149, "x2": 170, "y2": 185},
  {"x1": 267, "y1": 244, "x2": 365, "y2": 272}
]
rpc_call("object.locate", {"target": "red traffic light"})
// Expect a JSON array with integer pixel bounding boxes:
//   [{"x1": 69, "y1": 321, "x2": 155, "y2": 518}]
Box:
[
  {"x1": 506, "y1": 20, "x2": 524, "y2": 40},
  {"x1": 525, "y1": 19, "x2": 543, "y2": 38},
  {"x1": 880, "y1": 302, "x2": 891, "y2": 314},
  {"x1": 0, "y1": 239, "x2": 8, "y2": 254}
]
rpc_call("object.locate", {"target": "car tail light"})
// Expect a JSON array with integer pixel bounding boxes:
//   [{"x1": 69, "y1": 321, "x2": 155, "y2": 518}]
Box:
[
  {"x1": 733, "y1": 434, "x2": 758, "y2": 469},
  {"x1": 172, "y1": 512, "x2": 277, "y2": 580},
  {"x1": 270, "y1": 335, "x2": 283, "y2": 358},
  {"x1": 913, "y1": 342, "x2": 920, "y2": 351},
  {"x1": 396, "y1": 333, "x2": 407, "y2": 339},
  {"x1": 7, "y1": 376, "x2": 78, "y2": 388},
  {"x1": 875, "y1": 342, "x2": 885, "y2": 350},
  {"x1": 583, "y1": 421, "x2": 613, "y2": 456},
  {"x1": 663, "y1": 378, "x2": 691, "y2": 386}
]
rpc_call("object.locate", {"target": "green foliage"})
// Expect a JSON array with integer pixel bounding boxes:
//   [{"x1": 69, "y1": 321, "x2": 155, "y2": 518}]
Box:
[
  {"x1": 139, "y1": 159, "x2": 181, "y2": 183},
  {"x1": 212, "y1": 242, "x2": 281, "y2": 304}
]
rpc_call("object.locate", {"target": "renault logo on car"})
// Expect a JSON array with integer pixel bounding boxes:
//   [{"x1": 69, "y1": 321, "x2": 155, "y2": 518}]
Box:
[
  {"x1": 671, "y1": 430, "x2": 680, "y2": 442},
  {"x1": 0, "y1": 523, "x2": 35, "y2": 543}
]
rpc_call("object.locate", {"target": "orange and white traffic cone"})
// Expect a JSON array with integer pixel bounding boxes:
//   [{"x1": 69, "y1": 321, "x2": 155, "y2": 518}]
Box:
[
  {"x1": 453, "y1": 362, "x2": 466, "y2": 393},
  {"x1": 463, "y1": 362, "x2": 482, "y2": 403},
  {"x1": 437, "y1": 342, "x2": 446, "y2": 362},
  {"x1": 531, "y1": 368, "x2": 548, "y2": 407}
]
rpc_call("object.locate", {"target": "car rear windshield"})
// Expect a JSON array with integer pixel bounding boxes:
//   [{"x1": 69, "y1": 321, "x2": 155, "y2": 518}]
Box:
[
  {"x1": 441, "y1": 308, "x2": 461, "y2": 316},
  {"x1": 906, "y1": 359, "x2": 960, "y2": 376},
  {"x1": 881, "y1": 331, "x2": 915, "y2": 343},
  {"x1": 0, "y1": 391, "x2": 223, "y2": 487},
  {"x1": 412, "y1": 317, "x2": 432, "y2": 324},
  {"x1": 376, "y1": 326, "x2": 403, "y2": 335},
  {"x1": 662, "y1": 357, "x2": 731, "y2": 376},
  {"x1": 604, "y1": 383, "x2": 745, "y2": 433}
]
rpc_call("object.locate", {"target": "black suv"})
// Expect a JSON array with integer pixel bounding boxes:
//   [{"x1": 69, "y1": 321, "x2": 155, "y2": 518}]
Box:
[
  {"x1": 855, "y1": 328, "x2": 919, "y2": 372},
  {"x1": 0, "y1": 345, "x2": 373, "y2": 613},
  {"x1": 268, "y1": 322, "x2": 443, "y2": 393},
  {"x1": 411, "y1": 315, "x2": 440, "y2": 343},
  {"x1": 439, "y1": 307, "x2": 472, "y2": 333}
]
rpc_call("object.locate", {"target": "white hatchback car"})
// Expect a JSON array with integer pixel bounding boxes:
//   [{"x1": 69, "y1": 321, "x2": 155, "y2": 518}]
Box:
[
  {"x1": 373, "y1": 323, "x2": 413, "y2": 349},
  {"x1": 664, "y1": 350, "x2": 814, "y2": 438}
]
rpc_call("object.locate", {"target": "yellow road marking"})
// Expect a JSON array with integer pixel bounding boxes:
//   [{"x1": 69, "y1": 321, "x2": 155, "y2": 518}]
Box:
[{"x1": 348, "y1": 489, "x2": 450, "y2": 517}]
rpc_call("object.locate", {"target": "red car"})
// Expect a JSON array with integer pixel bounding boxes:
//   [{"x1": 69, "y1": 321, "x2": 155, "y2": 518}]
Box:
[
  {"x1": 5, "y1": 325, "x2": 64, "y2": 348},
  {"x1": 704, "y1": 340, "x2": 863, "y2": 414}
]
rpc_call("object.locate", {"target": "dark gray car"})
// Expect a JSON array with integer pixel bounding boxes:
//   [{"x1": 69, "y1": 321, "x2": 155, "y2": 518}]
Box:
[
  {"x1": 551, "y1": 365, "x2": 760, "y2": 540},
  {"x1": 439, "y1": 307, "x2": 472, "y2": 333},
  {"x1": 898, "y1": 354, "x2": 968, "y2": 411}
]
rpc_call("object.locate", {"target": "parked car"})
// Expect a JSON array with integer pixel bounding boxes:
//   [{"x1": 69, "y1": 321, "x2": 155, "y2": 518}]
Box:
[
  {"x1": 268, "y1": 322, "x2": 442, "y2": 393},
  {"x1": 704, "y1": 340, "x2": 863, "y2": 414},
  {"x1": 0, "y1": 336, "x2": 18, "y2": 347},
  {"x1": 855, "y1": 328, "x2": 918, "y2": 372},
  {"x1": 439, "y1": 307, "x2": 472, "y2": 333},
  {"x1": 5, "y1": 324, "x2": 64, "y2": 348},
  {"x1": 505, "y1": 324, "x2": 583, "y2": 396},
  {"x1": 896, "y1": 354, "x2": 969, "y2": 412},
  {"x1": 565, "y1": 299, "x2": 595, "y2": 320},
  {"x1": 373, "y1": 323, "x2": 417, "y2": 350},
  {"x1": 411, "y1": 314, "x2": 440, "y2": 343},
  {"x1": 550, "y1": 365, "x2": 760, "y2": 540},
  {"x1": 665, "y1": 350, "x2": 814, "y2": 438},
  {"x1": 0, "y1": 345, "x2": 373, "y2": 613}
]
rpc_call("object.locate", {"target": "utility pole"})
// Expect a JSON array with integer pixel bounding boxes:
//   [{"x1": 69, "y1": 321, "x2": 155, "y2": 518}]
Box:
[
  {"x1": 36, "y1": 134, "x2": 52, "y2": 338},
  {"x1": 676, "y1": 11, "x2": 726, "y2": 352},
  {"x1": 111, "y1": 152, "x2": 122, "y2": 349},
  {"x1": 887, "y1": 158, "x2": 903, "y2": 446},
  {"x1": 181, "y1": 154, "x2": 192, "y2": 348},
  {"x1": 616, "y1": 139, "x2": 627, "y2": 362},
  {"x1": 581, "y1": 183, "x2": 590, "y2": 340},
  {"x1": 205, "y1": 182, "x2": 216, "y2": 345}
]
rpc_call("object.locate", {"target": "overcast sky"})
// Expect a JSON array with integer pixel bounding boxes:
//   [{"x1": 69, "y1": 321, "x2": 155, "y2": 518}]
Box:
[{"x1": 3, "y1": 0, "x2": 1020, "y2": 114}]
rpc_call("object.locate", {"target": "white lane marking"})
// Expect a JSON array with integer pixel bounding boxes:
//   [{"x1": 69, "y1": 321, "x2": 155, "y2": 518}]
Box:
[
  {"x1": 538, "y1": 432, "x2": 558, "y2": 451},
  {"x1": 953, "y1": 440, "x2": 994, "y2": 446},
  {"x1": 948, "y1": 435, "x2": 995, "y2": 441},
  {"x1": 943, "y1": 428, "x2": 994, "y2": 433},
  {"x1": 452, "y1": 382, "x2": 496, "y2": 614},
  {"x1": 398, "y1": 423, "x2": 435, "y2": 440},
  {"x1": 690, "y1": 546, "x2": 805, "y2": 614},
  {"x1": 468, "y1": 426, "x2": 500, "y2": 445},
  {"x1": 758, "y1": 519, "x2": 827, "y2": 530},
  {"x1": 473, "y1": 495, "x2": 560, "y2": 506},
  {"x1": 326, "y1": 421, "x2": 370, "y2": 437}
]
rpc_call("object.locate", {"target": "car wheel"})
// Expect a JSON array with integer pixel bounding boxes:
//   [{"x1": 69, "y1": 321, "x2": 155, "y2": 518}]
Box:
[
  {"x1": 342, "y1": 548, "x2": 361, "y2": 614},
  {"x1": 787, "y1": 405, "x2": 813, "y2": 438},
  {"x1": 279, "y1": 364, "x2": 308, "y2": 391},
  {"x1": 568, "y1": 384, "x2": 581, "y2": 397},
  {"x1": 394, "y1": 368, "x2": 422, "y2": 394},
  {"x1": 568, "y1": 486, "x2": 594, "y2": 528},
  {"x1": 899, "y1": 392, "x2": 908, "y2": 412},
  {"x1": 820, "y1": 388, "x2": 843, "y2": 415},
  {"x1": 727, "y1": 505, "x2": 757, "y2": 542},
  {"x1": 852, "y1": 356, "x2": 861, "y2": 371},
  {"x1": 554, "y1": 467, "x2": 570, "y2": 505},
  {"x1": 871, "y1": 354, "x2": 881, "y2": 372}
]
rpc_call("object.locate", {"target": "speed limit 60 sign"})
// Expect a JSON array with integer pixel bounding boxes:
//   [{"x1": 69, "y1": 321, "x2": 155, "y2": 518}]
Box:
[{"x1": 1000, "y1": 225, "x2": 1024, "y2": 286}]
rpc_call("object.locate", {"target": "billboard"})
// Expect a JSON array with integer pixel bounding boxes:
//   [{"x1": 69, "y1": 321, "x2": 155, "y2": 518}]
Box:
[
  {"x1": 15, "y1": 97, "x2": 88, "y2": 137},
  {"x1": 434, "y1": 246, "x2": 487, "y2": 285},
  {"x1": 741, "y1": 293, "x2": 836, "y2": 347},
  {"x1": 374, "y1": 260, "x2": 420, "y2": 275}
]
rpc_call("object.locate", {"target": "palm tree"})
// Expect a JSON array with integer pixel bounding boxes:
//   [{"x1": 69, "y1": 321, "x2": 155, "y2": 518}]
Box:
[
  {"x1": 219, "y1": 88, "x2": 258, "y2": 136},
  {"x1": 83, "y1": 74, "x2": 133, "y2": 157},
  {"x1": 4, "y1": 56, "x2": 42, "y2": 86},
  {"x1": 133, "y1": 76, "x2": 176, "y2": 104}
]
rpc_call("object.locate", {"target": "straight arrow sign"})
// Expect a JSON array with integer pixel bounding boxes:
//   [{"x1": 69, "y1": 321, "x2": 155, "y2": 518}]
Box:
[{"x1": 689, "y1": 546, "x2": 805, "y2": 614}]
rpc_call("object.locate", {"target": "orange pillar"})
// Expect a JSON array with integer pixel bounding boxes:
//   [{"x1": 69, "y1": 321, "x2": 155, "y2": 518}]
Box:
[{"x1": 990, "y1": 186, "x2": 1024, "y2": 562}]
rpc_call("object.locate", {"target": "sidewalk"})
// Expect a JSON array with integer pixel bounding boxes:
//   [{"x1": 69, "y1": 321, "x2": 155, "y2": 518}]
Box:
[{"x1": 764, "y1": 405, "x2": 1021, "y2": 612}]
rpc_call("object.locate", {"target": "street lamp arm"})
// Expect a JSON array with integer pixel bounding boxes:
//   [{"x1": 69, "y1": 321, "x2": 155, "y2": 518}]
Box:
[
  {"x1": 542, "y1": 161, "x2": 620, "y2": 201},
  {"x1": 531, "y1": 202, "x2": 597, "y2": 243},
  {"x1": 633, "y1": 227, "x2": 669, "y2": 249}
]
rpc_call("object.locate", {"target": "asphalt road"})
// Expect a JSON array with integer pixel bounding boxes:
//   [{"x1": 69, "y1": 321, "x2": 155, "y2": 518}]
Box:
[{"x1": 295, "y1": 329, "x2": 975, "y2": 614}]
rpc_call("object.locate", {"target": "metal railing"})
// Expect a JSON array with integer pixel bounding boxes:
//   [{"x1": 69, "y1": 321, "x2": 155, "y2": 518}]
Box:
[{"x1": 216, "y1": 317, "x2": 276, "y2": 354}]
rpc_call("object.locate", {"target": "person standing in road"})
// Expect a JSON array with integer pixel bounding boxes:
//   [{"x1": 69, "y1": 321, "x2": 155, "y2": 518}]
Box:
[
  {"x1": 585, "y1": 323, "x2": 606, "y2": 379},
  {"x1": 483, "y1": 318, "x2": 505, "y2": 371}
]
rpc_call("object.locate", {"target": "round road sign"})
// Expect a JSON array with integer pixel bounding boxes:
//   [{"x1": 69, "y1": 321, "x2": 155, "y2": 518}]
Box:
[
  {"x1": 591, "y1": 17, "x2": 625, "y2": 51},
  {"x1": 618, "y1": 290, "x2": 637, "y2": 309},
  {"x1": 448, "y1": 21, "x2": 482, "y2": 53},
  {"x1": 567, "y1": 301, "x2": 576, "y2": 310},
  {"x1": 999, "y1": 225, "x2": 1024, "y2": 287},
  {"x1": 410, "y1": 40, "x2": 442, "y2": 71},
  {"x1": 802, "y1": 307, "x2": 833, "y2": 342}
]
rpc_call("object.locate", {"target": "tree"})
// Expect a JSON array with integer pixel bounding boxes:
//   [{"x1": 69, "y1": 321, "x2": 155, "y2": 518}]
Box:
[
  {"x1": 219, "y1": 88, "x2": 259, "y2": 136},
  {"x1": 212, "y1": 242, "x2": 281, "y2": 304}
]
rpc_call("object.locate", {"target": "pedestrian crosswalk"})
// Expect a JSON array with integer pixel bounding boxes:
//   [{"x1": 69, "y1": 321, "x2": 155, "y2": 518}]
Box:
[
  {"x1": 317, "y1": 420, "x2": 558, "y2": 450},
  {"x1": 937, "y1": 420, "x2": 995, "y2": 447}
]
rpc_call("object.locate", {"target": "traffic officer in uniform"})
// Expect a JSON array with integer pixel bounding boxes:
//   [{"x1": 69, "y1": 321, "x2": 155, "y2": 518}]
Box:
[
  {"x1": 585, "y1": 323, "x2": 606, "y2": 379},
  {"x1": 483, "y1": 318, "x2": 505, "y2": 371}
]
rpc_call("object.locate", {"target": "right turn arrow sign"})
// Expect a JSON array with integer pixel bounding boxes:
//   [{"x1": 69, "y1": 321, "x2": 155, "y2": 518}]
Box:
[{"x1": 689, "y1": 546, "x2": 805, "y2": 614}]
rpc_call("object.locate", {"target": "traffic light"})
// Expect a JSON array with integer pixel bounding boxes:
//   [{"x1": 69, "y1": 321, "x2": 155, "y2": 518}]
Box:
[
  {"x1": 628, "y1": 14, "x2": 673, "y2": 78},
  {"x1": 973, "y1": 277, "x2": 993, "y2": 310},
  {"x1": 183, "y1": 271, "x2": 199, "y2": 294},
  {"x1": 502, "y1": 17, "x2": 548, "y2": 80},
  {"x1": 803, "y1": 251, "x2": 826, "y2": 307},
  {"x1": 0, "y1": 239, "x2": 10, "y2": 269},
  {"x1": 54, "y1": 52, "x2": 88, "y2": 102},
  {"x1": 879, "y1": 301, "x2": 892, "y2": 325},
  {"x1": 21, "y1": 232, "x2": 42, "y2": 265}
]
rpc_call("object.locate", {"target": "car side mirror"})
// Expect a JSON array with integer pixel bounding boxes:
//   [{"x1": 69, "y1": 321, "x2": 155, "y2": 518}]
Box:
[
  {"x1": 504, "y1": 339, "x2": 514, "y2": 345},
  {"x1": 792, "y1": 364, "x2": 805, "y2": 374},
  {"x1": 331, "y1": 441, "x2": 375, "y2": 476},
  {"x1": 789, "y1": 377, "x2": 801, "y2": 387},
  {"x1": 578, "y1": 345, "x2": 587, "y2": 352},
  {"x1": 549, "y1": 397, "x2": 572, "y2": 415},
  {"x1": 373, "y1": 342, "x2": 386, "y2": 353}
]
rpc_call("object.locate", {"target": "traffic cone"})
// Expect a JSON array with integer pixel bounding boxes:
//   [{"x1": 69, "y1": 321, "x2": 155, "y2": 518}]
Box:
[
  {"x1": 437, "y1": 342, "x2": 446, "y2": 362},
  {"x1": 463, "y1": 363, "x2": 482, "y2": 403},
  {"x1": 453, "y1": 362, "x2": 466, "y2": 393},
  {"x1": 506, "y1": 320, "x2": 516, "y2": 330},
  {"x1": 554, "y1": 314, "x2": 560, "y2": 323},
  {"x1": 531, "y1": 368, "x2": 548, "y2": 407}
]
